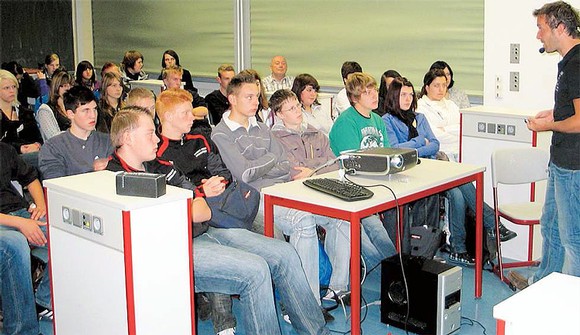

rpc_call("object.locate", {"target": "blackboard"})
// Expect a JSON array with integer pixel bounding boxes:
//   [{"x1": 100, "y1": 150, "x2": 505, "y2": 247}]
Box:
[{"x1": 0, "y1": 0, "x2": 74, "y2": 71}]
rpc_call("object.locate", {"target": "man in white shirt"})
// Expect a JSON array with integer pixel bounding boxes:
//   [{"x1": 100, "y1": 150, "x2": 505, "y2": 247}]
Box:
[
  {"x1": 332, "y1": 61, "x2": 362, "y2": 120},
  {"x1": 263, "y1": 55, "x2": 294, "y2": 93}
]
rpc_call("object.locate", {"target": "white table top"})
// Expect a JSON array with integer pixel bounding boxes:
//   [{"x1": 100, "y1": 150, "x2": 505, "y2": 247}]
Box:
[
  {"x1": 262, "y1": 159, "x2": 485, "y2": 212},
  {"x1": 493, "y1": 272, "x2": 580, "y2": 334},
  {"x1": 43, "y1": 170, "x2": 192, "y2": 210}
]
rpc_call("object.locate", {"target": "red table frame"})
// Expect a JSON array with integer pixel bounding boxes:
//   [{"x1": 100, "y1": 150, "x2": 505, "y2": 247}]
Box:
[{"x1": 263, "y1": 171, "x2": 484, "y2": 335}]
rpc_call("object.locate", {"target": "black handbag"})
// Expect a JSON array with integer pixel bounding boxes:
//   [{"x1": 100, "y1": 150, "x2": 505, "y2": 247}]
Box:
[{"x1": 205, "y1": 179, "x2": 260, "y2": 230}]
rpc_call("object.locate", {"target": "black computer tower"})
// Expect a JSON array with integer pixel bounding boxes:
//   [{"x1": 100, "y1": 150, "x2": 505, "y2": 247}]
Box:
[{"x1": 381, "y1": 255, "x2": 462, "y2": 335}]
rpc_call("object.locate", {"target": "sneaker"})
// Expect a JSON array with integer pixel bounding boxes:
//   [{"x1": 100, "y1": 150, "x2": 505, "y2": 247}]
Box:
[
  {"x1": 282, "y1": 314, "x2": 291, "y2": 324},
  {"x1": 449, "y1": 252, "x2": 475, "y2": 266},
  {"x1": 499, "y1": 223, "x2": 517, "y2": 242},
  {"x1": 37, "y1": 308, "x2": 53, "y2": 321},
  {"x1": 322, "y1": 289, "x2": 351, "y2": 306},
  {"x1": 321, "y1": 307, "x2": 335, "y2": 322},
  {"x1": 508, "y1": 271, "x2": 529, "y2": 290},
  {"x1": 216, "y1": 327, "x2": 236, "y2": 335}
]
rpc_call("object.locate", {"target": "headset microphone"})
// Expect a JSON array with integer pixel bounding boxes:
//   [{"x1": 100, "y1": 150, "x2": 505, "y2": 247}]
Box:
[{"x1": 539, "y1": 47, "x2": 546, "y2": 53}]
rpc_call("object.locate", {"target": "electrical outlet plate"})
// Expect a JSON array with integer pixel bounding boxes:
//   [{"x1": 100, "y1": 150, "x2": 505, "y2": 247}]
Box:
[
  {"x1": 510, "y1": 72, "x2": 520, "y2": 92},
  {"x1": 510, "y1": 43, "x2": 520, "y2": 64}
]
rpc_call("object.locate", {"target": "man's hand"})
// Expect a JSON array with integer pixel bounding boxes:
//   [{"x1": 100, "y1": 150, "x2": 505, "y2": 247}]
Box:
[
  {"x1": 292, "y1": 166, "x2": 314, "y2": 180},
  {"x1": 20, "y1": 143, "x2": 41, "y2": 153},
  {"x1": 527, "y1": 109, "x2": 554, "y2": 132},
  {"x1": 18, "y1": 218, "x2": 47, "y2": 246},
  {"x1": 201, "y1": 176, "x2": 226, "y2": 197},
  {"x1": 28, "y1": 203, "x2": 46, "y2": 221},
  {"x1": 93, "y1": 158, "x2": 109, "y2": 171}
]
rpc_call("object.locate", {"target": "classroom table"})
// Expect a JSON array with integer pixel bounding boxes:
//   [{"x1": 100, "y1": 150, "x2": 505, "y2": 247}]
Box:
[{"x1": 262, "y1": 158, "x2": 485, "y2": 335}]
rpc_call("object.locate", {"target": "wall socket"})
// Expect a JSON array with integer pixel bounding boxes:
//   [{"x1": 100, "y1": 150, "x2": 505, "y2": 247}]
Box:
[
  {"x1": 510, "y1": 71, "x2": 520, "y2": 92},
  {"x1": 510, "y1": 43, "x2": 520, "y2": 64}
]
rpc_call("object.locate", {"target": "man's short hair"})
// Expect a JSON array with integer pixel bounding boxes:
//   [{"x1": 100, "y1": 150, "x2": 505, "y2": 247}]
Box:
[
  {"x1": 63, "y1": 86, "x2": 96, "y2": 112},
  {"x1": 156, "y1": 88, "x2": 193, "y2": 121},
  {"x1": 217, "y1": 64, "x2": 235, "y2": 78},
  {"x1": 226, "y1": 72, "x2": 259, "y2": 97},
  {"x1": 127, "y1": 87, "x2": 155, "y2": 106},
  {"x1": 100, "y1": 62, "x2": 119, "y2": 78},
  {"x1": 345, "y1": 72, "x2": 377, "y2": 105},
  {"x1": 122, "y1": 50, "x2": 144, "y2": 70},
  {"x1": 161, "y1": 66, "x2": 183, "y2": 80},
  {"x1": 533, "y1": 1, "x2": 580, "y2": 38},
  {"x1": 110, "y1": 106, "x2": 151, "y2": 148},
  {"x1": 341, "y1": 61, "x2": 363, "y2": 81},
  {"x1": 269, "y1": 89, "x2": 298, "y2": 115}
]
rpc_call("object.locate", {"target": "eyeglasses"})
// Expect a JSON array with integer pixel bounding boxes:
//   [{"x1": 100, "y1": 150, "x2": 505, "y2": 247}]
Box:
[{"x1": 281, "y1": 103, "x2": 302, "y2": 114}]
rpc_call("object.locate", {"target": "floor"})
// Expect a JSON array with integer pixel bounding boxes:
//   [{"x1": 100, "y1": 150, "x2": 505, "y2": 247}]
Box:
[{"x1": 31, "y1": 254, "x2": 534, "y2": 335}]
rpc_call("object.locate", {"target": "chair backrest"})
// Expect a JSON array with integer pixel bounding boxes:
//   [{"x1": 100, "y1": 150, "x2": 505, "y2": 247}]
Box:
[{"x1": 491, "y1": 147, "x2": 550, "y2": 187}]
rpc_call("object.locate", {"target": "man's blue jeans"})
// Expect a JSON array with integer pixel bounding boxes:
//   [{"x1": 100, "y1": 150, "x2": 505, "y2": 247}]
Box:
[
  {"x1": 0, "y1": 229, "x2": 39, "y2": 335},
  {"x1": 201, "y1": 227, "x2": 329, "y2": 335},
  {"x1": 194, "y1": 227, "x2": 329, "y2": 335},
  {"x1": 533, "y1": 164, "x2": 580, "y2": 282},
  {"x1": 447, "y1": 183, "x2": 496, "y2": 254}
]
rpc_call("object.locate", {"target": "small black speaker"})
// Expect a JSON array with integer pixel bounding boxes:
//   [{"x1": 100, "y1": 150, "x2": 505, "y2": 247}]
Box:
[
  {"x1": 381, "y1": 255, "x2": 462, "y2": 335},
  {"x1": 115, "y1": 172, "x2": 166, "y2": 198}
]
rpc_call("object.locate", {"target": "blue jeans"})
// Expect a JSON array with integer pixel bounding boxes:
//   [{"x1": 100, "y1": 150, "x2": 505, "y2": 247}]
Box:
[
  {"x1": 3, "y1": 209, "x2": 51, "y2": 310},
  {"x1": 533, "y1": 164, "x2": 580, "y2": 282},
  {"x1": 272, "y1": 205, "x2": 349, "y2": 303},
  {"x1": 360, "y1": 215, "x2": 397, "y2": 271},
  {"x1": 447, "y1": 183, "x2": 496, "y2": 254},
  {"x1": 203, "y1": 227, "x2": 329, "y2": 335},
  {"x1": 0, "y1": 229, "x2": 39, "y2": 335}
]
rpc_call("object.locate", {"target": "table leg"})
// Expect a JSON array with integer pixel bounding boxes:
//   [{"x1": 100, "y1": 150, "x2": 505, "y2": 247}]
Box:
[
  {"x1": 475, "y1": 172, "x2": 483, "y2": 298},
  {"x1": 264, "y1": 195, "x2": 274, "y2": 237},
  {"x1": 350, "y1": 212, "x2": 362, "y2": 335}
]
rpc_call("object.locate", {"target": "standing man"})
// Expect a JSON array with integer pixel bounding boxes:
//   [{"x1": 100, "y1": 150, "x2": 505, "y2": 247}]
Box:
[
  {"x1": 526, "y1": 1, "x2": 580, "y2": 282},
  {"x1": 263, "y1": 55, "x2": 295, "y2": 93},
  {"x1": 206, "y1": 64, "x2": 235, "y2": 125}
]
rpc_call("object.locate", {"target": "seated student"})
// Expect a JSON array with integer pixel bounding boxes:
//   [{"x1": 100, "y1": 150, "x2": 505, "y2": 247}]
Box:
[
  {"x1": 382, "y1": 77, "x2": 439, "y2": 158},
  {"x1": 205, "y1": 64, "x2": 235, "y2": 125},
  {"x1": 212, "y1": 73, "x2": 351, "y2": 320},
  {"x1": 329, "y1": 72, "x2": 387, "y2": 155},
  {"x1": 332, "y1": 61, "x2": 362, "y2": 120},
  {"x1": 375, "y1": 69, "x2": 402, "y2": 117},
  {"x1": 157, "y1": 50, "x2": 197, "y2": 92},
  {"x1": 263, "y1": 55, "x2": 295, "y2": 93},
  {"x1": 291, "y1": 73, "x2": 334, "y2": 135},
  {"x1": 126, "y1": 87, "x2": 156, "y2": 121},
  {"x1": 96, "y1": 72, "x2": 125, "y2": 133},
  {"x1": 238, "y1": 69, "x2": 274, "y2": 127},
  {"x1": 120, "y1": 50, "x2": 148, "y2": 86},
  {"x1": 37, "y1": 53, "x2": 63, "y2": 98},
  {"x1": 270, "y1": 89, "x2": 397, "y2": 301},
  {"x1": 1, "y1": 142, "x2": 52, "y2": 333},
  {"x1": 0, "y1": 70, "x2": 43, "y2": 168},
  {"x1": 416, "y1": 69, "x2": 461, "y2": 161},
  {"x1": 75, "y1": 60, "x2": 97, "y2": 93},
  {"x1": 36, "y1": 71, "x2": 73, "y2": 141},
  {"x1": 39, "y1": 86, "x2": 113, "y2": 180},
  {"x1": 429, "y1": 60, "x2": 471, "y2": 109},
  {"x1": 161, "y1": 66, "x2": 207, "y2": 115},
  {"x1": 107, "y1": 105, "x2": 330, "y2": 335},
  {"x1": 1, "y1": 61, "x2": 40, "y2": 110},
  {"x1": 415, "y1": 70, "x2": 516, "y2": 264},
  {"x1": 96, "y1": 62, "x2": 129, "y2": 98}
]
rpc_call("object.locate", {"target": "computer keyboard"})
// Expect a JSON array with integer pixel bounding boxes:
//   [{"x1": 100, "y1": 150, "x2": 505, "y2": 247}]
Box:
[{"x1": 302, "y1": 178, "x2": 374, "y2": 202}]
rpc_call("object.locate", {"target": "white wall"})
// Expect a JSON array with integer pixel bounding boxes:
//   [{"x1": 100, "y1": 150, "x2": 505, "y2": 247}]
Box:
[{"x1": 484, "y1": 0, "x2": 579, "y2": 110}]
